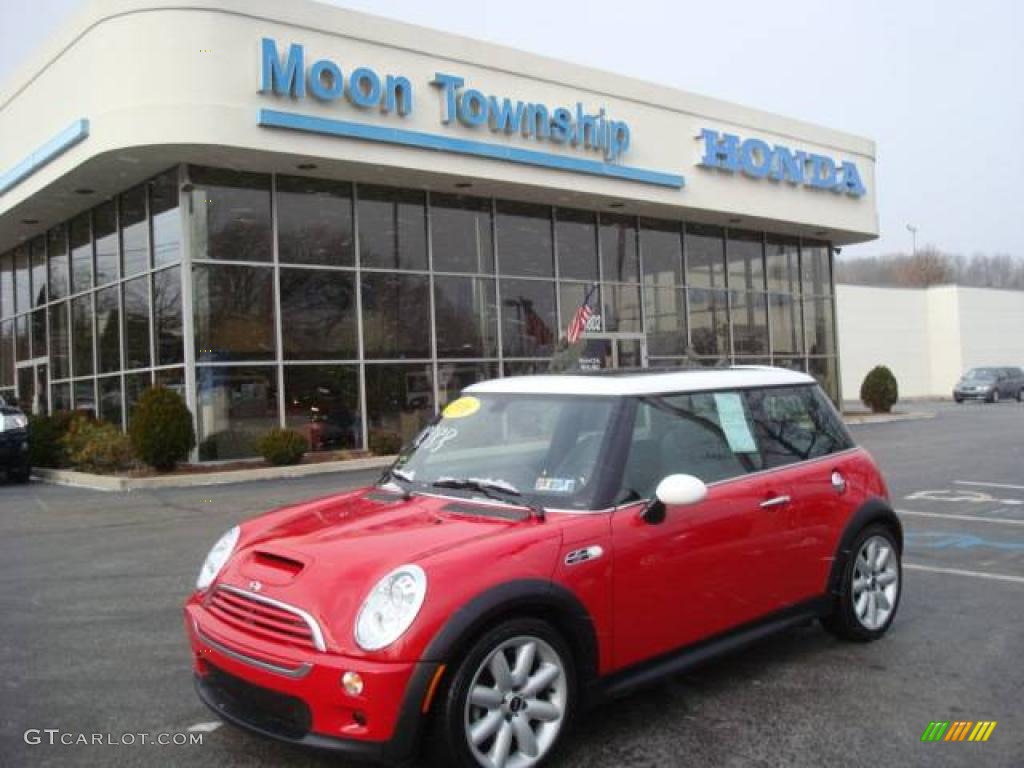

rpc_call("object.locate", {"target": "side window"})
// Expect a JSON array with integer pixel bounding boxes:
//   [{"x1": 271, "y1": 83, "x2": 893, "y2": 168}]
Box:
[
  {"x1": 746, "y1": 385, "x2": 854, "y2": 468},
  {"x1": 618, "y1": 391, "x2": 761, "y2": 500}
]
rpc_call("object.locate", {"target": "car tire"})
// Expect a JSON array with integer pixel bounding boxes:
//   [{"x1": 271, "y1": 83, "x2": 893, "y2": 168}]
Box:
[
  {"x1": 9, "y1": 464, "x2": 31, "y2": 483},
  {"x1": 428, "y1": 617, "x2": 576, "y2": 768},
  {"x1": 1017, "y1": 389, "x2": 1023, "y2": 403},
  {"x1": 990, "y1": 389, "x2": 1000, "y2": 403},
  {"x1": 822, "y1": 524, "x2": 901, "y2": 642},
  {"x1": 954, "y1": 396, "x2": 963, "y2": 404}
]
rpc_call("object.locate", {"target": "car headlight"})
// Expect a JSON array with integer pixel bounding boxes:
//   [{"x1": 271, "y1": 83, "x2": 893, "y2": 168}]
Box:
[
  {"x1": 196, "y1": 526, "x2": 240, "y2": 591},
  {"x1": 354, "y1": 565, "x2": 427, "y2": 651},
  {"x1": 0, "y1": 413, "x2": 27, "y2": 432}
]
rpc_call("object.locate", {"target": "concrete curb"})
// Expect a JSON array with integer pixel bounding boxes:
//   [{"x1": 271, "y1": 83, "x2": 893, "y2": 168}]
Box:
[
  {"x1": 842, "y1": 411, "x2": 937, "y2": 426},
  {"x1": 32, "y1": 455, "x2": 397, "y2": 492}
]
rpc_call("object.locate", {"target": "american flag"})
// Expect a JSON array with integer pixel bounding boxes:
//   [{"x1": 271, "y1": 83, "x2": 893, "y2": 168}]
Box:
[{"x1": 566, "y1": 285, "x2": 598, "y2": 344}]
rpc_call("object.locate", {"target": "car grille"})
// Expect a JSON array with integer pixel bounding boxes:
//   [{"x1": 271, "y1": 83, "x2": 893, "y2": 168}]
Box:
[
  {"x1": 199, "y1": 662, "x2": 311, "y2": 740},
  {"x1": 207, "y1": 586, "x2": 323, "y2": 652}
]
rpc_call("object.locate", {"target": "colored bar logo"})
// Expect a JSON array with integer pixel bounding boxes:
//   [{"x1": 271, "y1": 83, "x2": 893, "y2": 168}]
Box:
[{"x1": 921, "y1": 721, "x2": 997, "y2": 742}]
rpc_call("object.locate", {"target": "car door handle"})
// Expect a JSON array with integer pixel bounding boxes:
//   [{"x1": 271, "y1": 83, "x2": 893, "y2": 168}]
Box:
[{"x1": 759, "y1": 495, "x2": 791, "y2": 509}]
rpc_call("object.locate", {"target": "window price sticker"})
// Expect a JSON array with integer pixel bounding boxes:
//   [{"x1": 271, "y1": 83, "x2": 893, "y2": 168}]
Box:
[{"x1": 713, "y1": 393, "x2": 757, "y2": 454}]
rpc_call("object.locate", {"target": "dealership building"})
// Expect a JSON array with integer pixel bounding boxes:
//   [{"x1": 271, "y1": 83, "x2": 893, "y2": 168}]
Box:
[{"x1": 0, "y1": 0, "x2": 878, "y2": 460}]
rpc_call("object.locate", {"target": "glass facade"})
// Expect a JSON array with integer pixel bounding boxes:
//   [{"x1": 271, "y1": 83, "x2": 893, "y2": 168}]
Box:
[{"x1": 0, "y1": 163, "x2": 840, "y2": 459}]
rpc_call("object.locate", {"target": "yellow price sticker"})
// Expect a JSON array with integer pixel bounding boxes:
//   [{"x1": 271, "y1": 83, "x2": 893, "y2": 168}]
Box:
[{"x1": 443, "y1": 396, "x2": 481, "y2": 419}]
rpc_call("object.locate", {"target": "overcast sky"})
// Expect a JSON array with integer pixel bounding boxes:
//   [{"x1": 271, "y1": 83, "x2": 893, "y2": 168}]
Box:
[{"x1": 2, "y1": 0, "x2": 1022, "y2": 259}]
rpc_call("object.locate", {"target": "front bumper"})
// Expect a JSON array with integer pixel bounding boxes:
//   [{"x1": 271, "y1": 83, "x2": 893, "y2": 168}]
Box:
[
  {"x1": 953, "y1": 388, "x2": 993, "y2": 400},
  {"x1": 0, "y1": 432, "x2": 29, "y2": 469},
  {"x1": 185, "y1": 602, "x2": 437, "y2": 764}
]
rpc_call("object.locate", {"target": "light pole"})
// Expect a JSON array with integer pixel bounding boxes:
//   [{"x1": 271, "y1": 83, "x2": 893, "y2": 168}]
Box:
[{"x1": 906, "y1": 223, "x2": 918, "y2": 256}]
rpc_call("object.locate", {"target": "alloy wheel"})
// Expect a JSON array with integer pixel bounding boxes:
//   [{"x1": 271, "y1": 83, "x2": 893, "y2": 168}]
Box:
[
  {"x1": 852, "y1": 535, "x2": 900, "y2": 630},
  {"x1": 463, "y1": 635, "x2": 567, "y2": 768}
]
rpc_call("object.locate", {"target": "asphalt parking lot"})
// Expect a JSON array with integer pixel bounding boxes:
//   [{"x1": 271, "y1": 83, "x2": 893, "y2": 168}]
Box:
[{"x1": 1, "y1": 400, "x2": 1021, "y2": 768}]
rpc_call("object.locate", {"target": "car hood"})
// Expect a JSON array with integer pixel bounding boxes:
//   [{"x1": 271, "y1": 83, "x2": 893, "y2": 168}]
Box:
[{"x1": 214, "y1": 487, "x2": 561, "y2": 656}]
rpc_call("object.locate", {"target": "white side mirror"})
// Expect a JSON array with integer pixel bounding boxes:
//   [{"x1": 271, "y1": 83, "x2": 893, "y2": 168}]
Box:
[{"x1": 655, "y1": 474, "x2": 708, "y2": 507}]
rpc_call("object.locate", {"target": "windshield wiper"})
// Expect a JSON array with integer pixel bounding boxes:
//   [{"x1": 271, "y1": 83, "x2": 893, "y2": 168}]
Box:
[
  {"x1": 432, "y1": 477, "x2": 546, "y2": 521},
  {"x1": 379, "y1": 466, "x2": 415, "y2": 500}
]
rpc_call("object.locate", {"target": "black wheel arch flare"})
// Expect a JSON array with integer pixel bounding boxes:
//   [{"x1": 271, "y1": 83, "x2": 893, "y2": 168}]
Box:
[{"x1": 826, "y1": 497, "x2": 904, "y2": 597}]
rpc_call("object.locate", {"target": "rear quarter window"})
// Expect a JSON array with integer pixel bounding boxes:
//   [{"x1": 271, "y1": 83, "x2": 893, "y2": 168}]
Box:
[{"x1": 745, "y1": 385, "x2": 854, "y2": 469}]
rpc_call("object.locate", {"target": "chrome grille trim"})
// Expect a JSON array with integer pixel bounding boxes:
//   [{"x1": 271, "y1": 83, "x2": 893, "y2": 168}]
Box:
[
  {"x1": 197, "y1": 628, "x2": 313, "y2": 679},
  {"x1": 215, "y1": 585, "x2": 327, "y2": 652}
]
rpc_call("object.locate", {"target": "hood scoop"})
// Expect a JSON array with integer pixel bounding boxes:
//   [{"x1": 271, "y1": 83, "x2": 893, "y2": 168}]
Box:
[{"x1": 239, "y1": 549, "x2": 306, "y2": 585}]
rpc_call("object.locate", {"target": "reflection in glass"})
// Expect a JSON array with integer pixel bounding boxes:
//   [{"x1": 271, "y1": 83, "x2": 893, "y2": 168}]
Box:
[
  {"x1": 196, "y1": 365, "x2": 279, "y2": 460},
  {"x1": 1, "y1": 253, "x2": 13, "y2": 319},
  {"x1": 155, "y1": 368, "x2": 186, "y2": 399},
  {"x1": 688, "y1": 287, "x2": 729, "y2": 357},
  {"x1": 30, "y1": 237, "x2": 47, "y2": 307},
  {"x1": 502, "y1": 360, "x2": 550, "y2": 376},
  {"x1": 284, "y1": 365, "x2": 361, "y2": 451},
  {"x1": 50, "y1": 302, "x2": 69, "y2": 379},
  {"x1": 603, "y1": 284, "x2": 642, "y2": 333},
  {"x1": 193, "y1": 264, "x2": 274, "y2": 362},
  {"x1": 802, "y1": 240, "x2": 831, "y2": 296},
  {"x1": 364, "y1": 363, "x2": 434, "y2": 452},
  {"x1": 14, "y1": 246, "x2": 30, "y2": 313},
  {"x1": 730, "y1": 291, "x2": 768, "y2": 356},
  {"x1": 430, "y1": 194, "x2": 493, "y2": 274},
  {"x1": 150, "y1": 170, "x2": 181, "y2": 267},
  {"x1": 645, "y1": 286, "x2": 687, "y2": 356},
  {"x1": 640, "y1": 218, "x2": 683, "y2": 286},
  {"x1": 357, "y1": 186, "x2": 427, "y2": 270},
  {"x1": 125, "y1": 371, "x2": 152, "y2": 425},
  {"x1": 120, "y1": 185, "x2": 149, "y2": 277},
  {"x1": 94, "y1": 200, "x2": 118, "y2": 285},
  {"x1": 434, "y1": 276, "x2": 497, "y2": 358},
  {"x1": 74, "y1": 378, "x2": 96, "y2": 414},
  {"x1": 495, "y1": 201, "x2": 553, "y2": 278},
  {"x1": 15, "y1": 315, "x2": 29, "y2": 361},
  {"x1": 600, "y1": 213, "x2": 639, "y2": 283},
  {"x1": 726, "y1": 229, "x2": 765, "y2": 293},
  {"x1": 189, "y1": 166, "x2": 272, "y2": 263},
  {"x1": 96, "y1": 285, "x2": 121, "y2": 373},
  {"x1": 500, "y1": 279, "x2": 556, "y2": 357},
  {"x1": 31, "y1": 309, "x2": 47, "y2": 359},
  {"x1": 277, "y1": 175, "x2": 354, "y2": 266},
  {"x1": 555, "y1": 208, "x2": 598, "y2": 282},
  {"x1": 123, "y1": 277, "x2": 150, "y2": 370},
  {"x1": 558, "y1": 282, "x2": 601, "y2": 334},
  {"x1": 809, "y1": 357, "x2": 840, "y2": 403},
  {"x1": 685, "y1": 224, "x2": 726, "y2": 289},
  {"x1": 71, "y1": 295, "x2": 94, "y2": 375},
  {"x1": 47, "y1": 225, "x2": 69, "y2": 301},
  {"x1": 280, "y1": 268, "x2": 357, "y2": 360},
  {"x1": 154, "y1": 267, "x2": 184, "y2": 365},
  {"x1": 51, "y1": 381, "x2": 72, "y2": 412},
  {"x1": 766, "y1": 235, "x2": 800, "y2": 293},
  {"x1": 0, "y1": 321, "x2": 13, "y2": 387},
  {"x1": 436, "y1": 361, "x2": 498, "y2": 408},
  {"x1": 361, "y1": 272, "x2": 430, "y2": 359},
  {"x1": 769, "y1": 293, "x2": 802, "y2": 355},
  {"x1": 98, "y1": 375, "x2": 123, "y2": 427},
  {"x1": 804, "y1": 296, "x2": 835, "y2": 356},
  {"x1": 70, "y1": 213, "x2": 92, "y2": 294}
]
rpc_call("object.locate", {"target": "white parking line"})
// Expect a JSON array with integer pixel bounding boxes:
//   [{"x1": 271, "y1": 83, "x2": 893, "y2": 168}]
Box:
[
  {"x1": 187, "y1": 721, "x2": 223, "y2": 733},
  {"x1": 955, "y1": 480, "x2": 1024, "y2": 492},
  {"x1": 897, "y1": 508, "x2": 1024, "y2": 526},
  {"x1": 904, "y1": 563, "x2": 1024, "y2": 585}
]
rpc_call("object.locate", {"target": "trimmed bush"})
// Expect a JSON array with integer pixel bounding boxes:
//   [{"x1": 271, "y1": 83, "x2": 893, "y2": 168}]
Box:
[
  {"x1": 28, "y1": 410, "x2": 77, "y2": 467},
  {"x1": 129, "y1": 386, "x2": 196, "y2": 471},
  {"x1": 860, "y1": 365, "x2": 899, "y2": 413},
  {"x1": 255, "y1": 428, "x2": 307, "y2": 466},
  {"x1": 368, "y1": 429, "x2": 402, "y2": 456},
  {"x1": 60, "y1": 415, "x2": 134, "y2": 474}
]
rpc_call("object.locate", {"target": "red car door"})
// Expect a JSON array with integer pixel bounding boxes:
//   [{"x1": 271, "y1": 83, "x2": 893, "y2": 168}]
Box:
[{"x1": 608, "y1": 392, "x2": 794, "y2": 670}]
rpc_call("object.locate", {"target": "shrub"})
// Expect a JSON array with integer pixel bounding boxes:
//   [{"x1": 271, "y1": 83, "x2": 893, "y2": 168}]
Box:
[
  {"x1": 255, "y1": 428, "x2": 307, "y2": 466},
  {"x1": 60, "y1": 416, "x2": 134, "y2": 474},
  {"x1": 129, "y1": 386, "x2": 196, "y2": 471},
  {"x1": 860, "y1": 365, "x2": 899, "y2": 413},
  {"x1": 28, "y1": 410, "x2": 77, "y2": 467},
  {"x1": 368, "y1": 429, "x2": 402, "y2": 456}
]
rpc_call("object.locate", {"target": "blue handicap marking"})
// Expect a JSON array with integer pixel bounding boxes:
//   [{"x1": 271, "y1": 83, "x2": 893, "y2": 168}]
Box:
[{"x1": 904, "y1": 532, "x2": 1024, "y2": 552}]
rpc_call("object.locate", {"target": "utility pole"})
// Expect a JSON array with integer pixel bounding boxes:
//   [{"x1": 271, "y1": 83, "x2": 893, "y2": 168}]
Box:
[{"x1": 906, "y1": 223, "x2": 918, "y2": 256}]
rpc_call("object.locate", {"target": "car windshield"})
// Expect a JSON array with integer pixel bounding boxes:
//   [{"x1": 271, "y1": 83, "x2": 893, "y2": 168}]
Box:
[
  {"x1": 387, "y1": 393, "x2": 619, "y2": 510},
  {"x1": 964, "y1": 368, "x2": 997, "y2": 382}
]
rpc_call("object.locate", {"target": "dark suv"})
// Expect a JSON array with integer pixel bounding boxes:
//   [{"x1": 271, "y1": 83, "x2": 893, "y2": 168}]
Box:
[
  {"x1": 953, "y1": 366, "x2": 1024, "y2": 403},
  {"x1": 0, "y1": 398, "x2": 30, "y2": 482}
]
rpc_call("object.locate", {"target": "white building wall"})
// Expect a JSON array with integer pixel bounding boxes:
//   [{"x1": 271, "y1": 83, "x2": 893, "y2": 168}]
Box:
[{"x1": 837, "y1": 284, "x2": 1024, "y2": 400}]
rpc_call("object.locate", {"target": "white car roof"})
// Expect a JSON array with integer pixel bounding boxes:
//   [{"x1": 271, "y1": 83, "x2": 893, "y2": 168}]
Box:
[{"x1": 465, "y1": 366, "x2": 816, "y2": 397}]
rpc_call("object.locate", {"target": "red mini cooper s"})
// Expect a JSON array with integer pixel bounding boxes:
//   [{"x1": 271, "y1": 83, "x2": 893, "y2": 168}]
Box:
[{"x1": 185, "y1": 368, "x2": 901, "y2": 768}]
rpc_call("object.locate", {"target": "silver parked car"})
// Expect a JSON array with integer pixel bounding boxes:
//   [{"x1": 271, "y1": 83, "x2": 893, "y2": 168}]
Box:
[{"x1": 953, "y1": 366, "x2": 1024, "y2": 403}]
